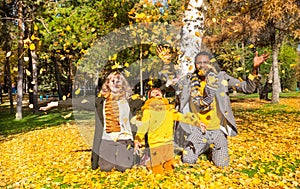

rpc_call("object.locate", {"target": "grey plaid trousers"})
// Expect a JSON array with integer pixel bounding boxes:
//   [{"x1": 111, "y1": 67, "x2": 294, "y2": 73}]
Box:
[{"x1": 182, "y1": 128, "x2": 230, "y2": 167}]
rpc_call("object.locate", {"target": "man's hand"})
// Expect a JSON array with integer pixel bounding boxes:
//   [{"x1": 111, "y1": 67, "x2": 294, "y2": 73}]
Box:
[{"x1": 253, "y1": 51, "x2": 270, "y2": 75}]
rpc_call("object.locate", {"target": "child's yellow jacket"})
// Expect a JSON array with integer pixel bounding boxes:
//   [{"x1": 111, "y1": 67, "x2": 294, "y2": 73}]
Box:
[{"x1": 135, "y1": 98, "x2": 200, "y2": 148}]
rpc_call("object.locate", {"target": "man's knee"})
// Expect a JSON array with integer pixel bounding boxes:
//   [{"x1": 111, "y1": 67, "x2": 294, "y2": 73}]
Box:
[{"x1": 212, "y1": 146, "x2": 229, "y2": 167}]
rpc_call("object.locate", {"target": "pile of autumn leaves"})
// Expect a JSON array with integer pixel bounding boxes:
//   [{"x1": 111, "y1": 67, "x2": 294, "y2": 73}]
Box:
[{"x1": 1, "y1": 97, "x2": 299, "y2": 188}]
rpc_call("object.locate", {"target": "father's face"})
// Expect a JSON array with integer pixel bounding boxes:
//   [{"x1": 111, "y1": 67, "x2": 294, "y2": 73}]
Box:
[{"x1": 195, "y1": 55, "x2": 210, "y2": 76}]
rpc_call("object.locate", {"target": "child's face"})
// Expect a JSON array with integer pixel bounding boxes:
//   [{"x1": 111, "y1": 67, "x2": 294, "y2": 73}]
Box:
[{"x1": 150, "y1": 89, "x2": 162, "y2": 98}]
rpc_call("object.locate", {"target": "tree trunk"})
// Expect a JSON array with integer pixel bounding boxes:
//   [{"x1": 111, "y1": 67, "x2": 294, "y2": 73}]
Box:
[
  {"x1": 174, "y1": 0, "x2": 204, "y2": 149},
  {"x1": 16, "y1": 0, "x2": 24, "y2": 120},
  {"x1": 31, "y1": 50, "x2": 39, "y2": 113},
  {"x1": 53, "y1": 54, "x2": 63, "y2": 100},
  {"x1": 5, "y1": 54, "x2": 14, "y2": 114},
  {"x1": 271, "y1": 42, "x2": 281, "y2": 103},
  {"x1": 28, "y1": 49, "x2": 34, "y2": 104},
  {"x1": 178, "y1": 0, "x2": 204, "y2": 77},
  {"x1": 259, "y1": 66, "x2": 273, "y2": 101}
]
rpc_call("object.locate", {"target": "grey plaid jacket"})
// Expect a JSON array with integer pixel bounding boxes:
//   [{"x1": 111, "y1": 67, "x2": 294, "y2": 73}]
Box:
[{"x1": 177, "y1": 71, "x2": 259, "y2": 137}]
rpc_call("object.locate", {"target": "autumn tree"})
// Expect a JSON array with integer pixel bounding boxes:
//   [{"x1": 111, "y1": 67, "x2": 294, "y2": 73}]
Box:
[{"x1": 204, "y1": 0, "x2": 300, "y2": 103}]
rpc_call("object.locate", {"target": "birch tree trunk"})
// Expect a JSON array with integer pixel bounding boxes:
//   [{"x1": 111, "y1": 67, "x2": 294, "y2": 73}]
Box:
[
  {"x1": 31, "y1": 50, "x2": 39, "y2": 113},
  {"x1": 16, "y1": 0, "x2": 24, "y2": 120},
  {"x1": 178, "y1": 0, "x2": 205, "y2": 77},
  {"x1": 271, "y1": 44, "x2": 281, "y2": 103}
]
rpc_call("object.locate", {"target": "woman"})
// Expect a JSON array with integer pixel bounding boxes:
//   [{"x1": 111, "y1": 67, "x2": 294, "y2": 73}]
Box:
[{"x1": 92, "y1": 72, "x2": 144, "y2": 172}]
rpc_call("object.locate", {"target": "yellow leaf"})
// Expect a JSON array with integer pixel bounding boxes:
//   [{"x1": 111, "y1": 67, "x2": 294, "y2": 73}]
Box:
[
  {"x1": 210, "y1": 58, "x2": 217, "y2": 63},
  {"x1": 13, "y1": 67, "x2": 18, "y2": 72},
  {"x1": 109, "y1": 54, "x2": 118, "y2": 61},
  {"x1": 66, "y1": 25, "x2": 71, "y2": 31},
  {"x1": 124, "y1": 70, "x2": 130, "y2": 77},
  {"x1": 249, "y1": 44, "x2": 254, "y2": 48},
  {"x1": 113, "y1": 13, "x2": 118, "y2": 17},
  {"x1": 227, "y1": 18, "x2": 233, "y2": 22},
  {"x1": 40, "y1": 68, "x2": 44, "y2": 74},
  {"x1": 62, "y1": 112, "x2": 72, "y2": 119},
  {"x1": 30, "y1": 34, "x2": 36, "y2": 41},
  {"x1": 34, "y1": 24, "x2": 38, "y2": 31},
  {"x1": 124, "y1": 62, "x2": 129, "y2": 67},
  {"x1": 75, "y1": 88, "x2": 81, "y2": 95},
  {"x1": 62, "y1": 95, "x2": 67, "y2": 101},
  {"x1": 6, "y1": 51, "x2": 12, "y2": 57},
  {"x1": 29, "y1": 43, "x2": 36, "y2": 51},
  {"x1": 148, "y1": 80, "x2": 153, "y2": 86},
  {"x1": 25, "y1": 69, "x2": 31, "y2": 76},
  {"x1": 221, "y1": 80, "x2": 228, "y2": 86},
  {"x1": 131, "y1": 94, "x2": 140, "y2": 100},
  {"x1": 212, "y1": 18, "x2": 217, "y2": 23},
  {"x1": 236, "y1": 67, "x2": 243, "y2": 71},
  {"x1": 29, "y1": 88, "x2": 33, "y2": 92},
  {"x1": 195, "y1": 31, "x2": 201, "y2": 37},
  {"x1": 81, "y1": 99, "x2": 89, "y2": 104},
  {"x1": 24, "y1": 57, "x2": 29, "y2": 62}
]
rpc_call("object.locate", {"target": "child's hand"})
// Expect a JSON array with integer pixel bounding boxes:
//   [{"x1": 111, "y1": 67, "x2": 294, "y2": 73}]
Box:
[
  {"x1": 199, "y1": 122, "x2": 207, "y2": 134},
  {"x1": 156, "y1": 45, "x2": 172, "y2": 64},
  {"x1": 134, "y1": 140, "x2": 141, "y2": 153}
]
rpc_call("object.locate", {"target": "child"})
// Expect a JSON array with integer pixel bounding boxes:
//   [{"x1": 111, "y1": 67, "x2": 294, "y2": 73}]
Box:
[{"x1": 134, "y1": 88, "x2": 205, "y2": 174}]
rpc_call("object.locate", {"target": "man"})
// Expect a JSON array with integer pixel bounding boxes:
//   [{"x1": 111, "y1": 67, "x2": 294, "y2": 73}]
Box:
[{"x1": 176, "y1": 51, "x2": 269, "y2": 167}]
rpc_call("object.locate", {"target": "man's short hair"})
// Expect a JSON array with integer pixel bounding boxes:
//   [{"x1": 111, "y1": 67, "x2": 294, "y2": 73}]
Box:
[{"x1": 194, "y1": 51, "x2": 213, "y2": 62}]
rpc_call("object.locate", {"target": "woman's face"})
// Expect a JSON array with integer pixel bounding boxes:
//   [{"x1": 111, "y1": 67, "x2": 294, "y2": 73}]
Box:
[{"x1": 108, "y1": 74, "x2": 122, "y2": 94}]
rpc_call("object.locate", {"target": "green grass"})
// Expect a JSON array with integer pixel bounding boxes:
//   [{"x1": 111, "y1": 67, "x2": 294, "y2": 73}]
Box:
[
  {"x1": 0, "y1": 106, "x2": 74, "y2": 137},
  {"x1": 230, "y1": 91, "x2": 300, "y2": 99}
]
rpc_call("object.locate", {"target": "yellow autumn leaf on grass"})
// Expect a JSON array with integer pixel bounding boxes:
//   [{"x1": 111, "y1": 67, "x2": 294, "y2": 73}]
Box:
[
  {"x1": 249, "y1": 44, "x2": 254, "y2": 48},
  {"x1": 113, "y1": 13, "x2": 118, "y2": 17},
  {"x1": 1, "y1": 96, "x2": 299, "y2": 188},
  {"x1": 62, "y1": 95, "x2": 67, "y2": 101}
]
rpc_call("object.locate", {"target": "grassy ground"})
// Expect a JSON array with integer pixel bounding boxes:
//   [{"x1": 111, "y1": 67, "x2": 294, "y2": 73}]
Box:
[
  {"x1": 0, "y1": 101, "x2": 74, "y2": 138},
  {"x1": 0, "y1": 92, "x2": 299, "y2": 188}
]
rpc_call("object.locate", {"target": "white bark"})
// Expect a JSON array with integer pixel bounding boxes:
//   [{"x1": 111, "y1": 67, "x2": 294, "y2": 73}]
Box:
[
  {"x1": 178, "y1": 0, "x2": 205, "y2": 77},
  {"x1": 271, "y1": 45, "x2": 280, "y2": 103}
]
